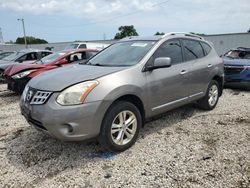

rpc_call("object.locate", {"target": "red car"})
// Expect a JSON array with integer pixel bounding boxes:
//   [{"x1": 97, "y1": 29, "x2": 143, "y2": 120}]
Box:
[{"x1": 4, "y1": 48, "x2": 98, "y2": 93}]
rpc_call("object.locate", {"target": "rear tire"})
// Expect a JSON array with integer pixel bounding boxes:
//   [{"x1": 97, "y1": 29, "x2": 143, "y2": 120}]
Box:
[
  {"x1": 0, "y1": 69, "x2": 4, "y2": 83},
  {"x1": 98, "y1": 101, "x2": 142, "y2": 152},
  {"x1": 198, "y1": 80, "x2": 220, "y2": 110}
]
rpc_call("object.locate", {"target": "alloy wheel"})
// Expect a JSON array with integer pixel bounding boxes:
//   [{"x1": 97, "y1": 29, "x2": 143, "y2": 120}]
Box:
[
  {"x1": 208, "y1": 84, "x2": 218, "y2": 107},
  {"x1": 111, "y1": 110, "x2": 137, "y2": 146}
]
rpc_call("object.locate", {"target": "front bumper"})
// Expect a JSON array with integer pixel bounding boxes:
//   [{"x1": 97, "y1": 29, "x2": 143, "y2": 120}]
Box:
[
  {"x1": 224, "y1": 81, "x2": 250, "y2": 90},
  {"x1": 5, "y1": 76, "x2": 30, "y2": 94},
  {"x1": 224, "y1": 68, "x2": 250, "y2": 89},
  {"x1": 20, "y1": 92, "x2": 110, "y2": 141}
]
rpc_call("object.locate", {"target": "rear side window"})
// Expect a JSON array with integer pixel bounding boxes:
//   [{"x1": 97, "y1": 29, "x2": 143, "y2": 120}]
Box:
[
  {"x1": 201, "y1": 42, "x2": 212, "y2": 55},
  {"x1": 154, "y1": 40, "x2": 183, "y2": 64},
  {"x1": 79, "y1": 44, "x2": 87, "y2": 49},
  {"x1": 182, "y1": 40, "x2": 204, "y2": 61}
]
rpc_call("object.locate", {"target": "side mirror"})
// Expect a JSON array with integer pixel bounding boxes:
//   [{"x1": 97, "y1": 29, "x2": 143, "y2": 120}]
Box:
[
  {"x1": 154, "y1": 57, "x2": 171, "y2": 68},
  {"x1": 145, "y1": 57, "x2": 171, "y2": 71}
]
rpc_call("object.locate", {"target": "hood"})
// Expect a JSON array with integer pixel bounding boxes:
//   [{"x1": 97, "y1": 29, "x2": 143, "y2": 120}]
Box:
[
  {"x1": 4, "y1": 63, "x2": 46, "y2": 76},
  {"x1": 29, "y1": 64, "x2": 127, "y2": 91},
  {"x1": 0, "y1": 60, "x2": 14, "y2": 64},
  {"x1": 0, "y1": 62, "x2": 15, "y2": 71},
  {"x1": 223, "y1": 58, "x2": 250, "y2": 66}
]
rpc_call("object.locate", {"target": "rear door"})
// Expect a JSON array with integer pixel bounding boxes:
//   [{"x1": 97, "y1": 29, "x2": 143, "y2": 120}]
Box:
[
  {"x1": 181, "y1": 39, "x2": 211, "y2": 99},
  {"x1": 146, "y1": 39, "x2": 191, "y2": 115}
]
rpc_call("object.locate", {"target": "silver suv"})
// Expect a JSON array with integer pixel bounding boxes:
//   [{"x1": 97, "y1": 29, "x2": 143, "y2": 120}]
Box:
[{"x1": 20, "y1": 33, "x2": 224, "y2": 151}]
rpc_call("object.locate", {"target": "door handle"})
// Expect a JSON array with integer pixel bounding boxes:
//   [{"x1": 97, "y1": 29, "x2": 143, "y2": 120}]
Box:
[
  {"x1": 207, "y1": 64, "x2": 212, "y2": 68},
  {"x1": 180, "y1": 70, "x2": 188, "y2": 75}
]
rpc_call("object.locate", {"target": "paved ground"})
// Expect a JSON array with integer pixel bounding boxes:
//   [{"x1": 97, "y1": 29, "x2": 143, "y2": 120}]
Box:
[{"x1": 0, "y1": 84, "x2": 249, "y2": 188}]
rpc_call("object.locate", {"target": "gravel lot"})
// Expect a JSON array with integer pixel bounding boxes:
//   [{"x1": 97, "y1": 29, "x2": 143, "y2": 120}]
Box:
[{"x1": 0, "y1": 83, "x2": 249, "y2": 188}]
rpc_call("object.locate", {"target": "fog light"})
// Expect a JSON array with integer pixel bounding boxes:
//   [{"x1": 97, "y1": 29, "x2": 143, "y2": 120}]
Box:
[{"x1": 63, "y1": 123, "x2": 74, "y2": 134}]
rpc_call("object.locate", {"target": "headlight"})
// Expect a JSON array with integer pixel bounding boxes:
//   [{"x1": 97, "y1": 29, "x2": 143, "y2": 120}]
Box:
[
  {"x1": 12, "y1": 70, "x2": 35, "y2": 79},
  {"x1": 56, "y1": 81, "x2": 98, "y2": 105}
]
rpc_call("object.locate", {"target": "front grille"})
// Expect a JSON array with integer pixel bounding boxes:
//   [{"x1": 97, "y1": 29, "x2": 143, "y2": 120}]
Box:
[
  {"x1": 224, "y1": 66, "x2": 245, "y2": 75},
  {"x1": 30, "y1": 90, "x2": 52, "y2": 105},
  {"x1": 24, "y1": 87, "x2": 52, "y2": 105}
]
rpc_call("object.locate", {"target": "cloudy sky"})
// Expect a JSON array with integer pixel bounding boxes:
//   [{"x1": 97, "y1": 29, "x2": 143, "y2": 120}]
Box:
[{"x1": 0, "y1": 0, "x2": 249, "y2": 42}]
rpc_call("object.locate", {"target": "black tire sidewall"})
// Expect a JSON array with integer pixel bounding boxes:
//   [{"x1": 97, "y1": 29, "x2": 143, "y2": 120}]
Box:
[{"x1": 99, "y1": 101, "x2": 142, "y2": 152}]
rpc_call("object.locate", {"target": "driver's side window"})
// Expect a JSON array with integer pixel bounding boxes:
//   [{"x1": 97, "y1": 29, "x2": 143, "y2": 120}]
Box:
[
  {"x1": 153, "y1": 40, "x2": 183, "y2": 64},
  {"x1": 18, "y1": 52, "x2": 37, "y2": 62},
  {"x1": 17, "y1": 54, "x2": 27, "y2": 62}
]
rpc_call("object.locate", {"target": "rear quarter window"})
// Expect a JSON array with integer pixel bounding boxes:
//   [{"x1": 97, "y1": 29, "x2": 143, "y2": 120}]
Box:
[
  {"x1": 201, "y1": 42, "x2": 212, "y2": 55},
  {"x1": 182, "y1": 39, "x2": 204, "y2": 61}
]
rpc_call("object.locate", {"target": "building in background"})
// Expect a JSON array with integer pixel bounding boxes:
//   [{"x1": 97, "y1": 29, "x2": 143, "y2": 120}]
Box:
[
  {"x1": 0, "y1": 33, "x2": 250, "y2": 55},
  {"x1": 204, "y1": 33, "x2": 250, "y2": 55}
]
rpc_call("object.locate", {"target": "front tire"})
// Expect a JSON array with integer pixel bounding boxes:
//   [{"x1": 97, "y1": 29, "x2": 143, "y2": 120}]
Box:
[
  {"x1": 98, "y1": 101, "x2": 142, "y2": 152},
  {"x1": 0, "y1": 69, "x2": 4, "y2": 83},
  {"x1": 198, "y1": 80, "x2": 220, "y2": 110}
]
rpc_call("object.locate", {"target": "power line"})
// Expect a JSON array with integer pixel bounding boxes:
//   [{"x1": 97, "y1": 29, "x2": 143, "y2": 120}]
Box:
[{"x1": 35, "y1": 0, "x2": 171, "y2": 28}]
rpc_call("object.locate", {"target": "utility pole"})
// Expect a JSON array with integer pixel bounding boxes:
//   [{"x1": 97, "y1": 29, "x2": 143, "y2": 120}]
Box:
[
  {"x1": 0, "y1": 27, "x2": 4, "y2": 43},
  {"x1": 103, "y1": 33, "x2": 106, "y2": 40},
  {"x1": 17, "y1": 18, "x2": 27, "y2": 49}
]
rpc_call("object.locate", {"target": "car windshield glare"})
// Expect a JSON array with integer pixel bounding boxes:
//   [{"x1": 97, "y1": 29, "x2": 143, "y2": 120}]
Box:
[
  {"x1": 37, "y1": 52, "x2": 66, "y2": 64},
  {"x1": 2, "y1": 52, "x2": 25, "y2": 61},
  {"x1": 87, "y1": 41, "x2": 156, "y2": 67}
]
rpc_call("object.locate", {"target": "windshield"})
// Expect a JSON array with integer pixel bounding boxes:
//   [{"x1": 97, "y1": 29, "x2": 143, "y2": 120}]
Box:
[
  {"x1": 225, "y1": 50, "x2": 250, "y2": 59},
  {"x1": 0, "y1": 52, "x2": 14, "y2": 60},
  {"x1": 37, "y1": 52, "x2": 66, "y2": 64},
  {"x1": 2, "y1": 51, "x2": 25, "y2": 61},
  {"x1": 87, "y1": 41, "x2": 156, "y2": 67},
  {"x1": 65, "y1": 44, "x2": 79, "y2": 50}
]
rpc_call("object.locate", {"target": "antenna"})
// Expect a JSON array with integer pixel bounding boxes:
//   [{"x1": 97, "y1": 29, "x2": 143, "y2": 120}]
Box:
[{"x1": 0, "y1": 27, "x2": 4, "y2": 43}]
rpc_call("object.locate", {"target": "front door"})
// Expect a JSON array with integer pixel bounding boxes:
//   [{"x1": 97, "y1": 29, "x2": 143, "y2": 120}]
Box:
[{"x1": 145, "y1": 39, "x2": 191, "y2": 115}]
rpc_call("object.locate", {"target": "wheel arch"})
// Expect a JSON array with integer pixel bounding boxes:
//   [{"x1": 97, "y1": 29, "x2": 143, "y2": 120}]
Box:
[
  {"x1": 102, "y1": 94, "x2": 146, "y2": 127},
  {"x1": 212, "y1": 75, "x2": 224, "y2": 96}
]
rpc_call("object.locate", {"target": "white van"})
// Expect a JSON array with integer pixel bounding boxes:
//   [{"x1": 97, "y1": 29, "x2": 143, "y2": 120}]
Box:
[{"x1": 65, "y1": 42, "x2": 110, "y2": 50}]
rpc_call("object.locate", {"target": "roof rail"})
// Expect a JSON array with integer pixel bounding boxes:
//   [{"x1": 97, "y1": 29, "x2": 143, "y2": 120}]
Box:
[
  {"x1": 120, "y1": 36, "x2": 140, "y2": 41},
  {"x1": 162, "y1": 32, "x2": 205, "y2": 40}
]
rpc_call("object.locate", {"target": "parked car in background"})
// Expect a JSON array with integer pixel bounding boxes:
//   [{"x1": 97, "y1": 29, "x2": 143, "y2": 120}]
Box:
[
  {"x1": 0, "y1": 49, "x2": 52, "y2": 82},
  {"x1": 65, "y1": 42, "x2": 110, "y2": 50},
  {"x1": 223, "y1": 47, "x2": 250, "y2": 89},
  {"x1": 0, "y1": 51, "x2": 15, "y2": 60},
  {"x1": 20, "y1": 33, "x2": 224, "y2": 152},
  {"x1": 4, "y1": 49, "x2": 98, "y2": 93}
]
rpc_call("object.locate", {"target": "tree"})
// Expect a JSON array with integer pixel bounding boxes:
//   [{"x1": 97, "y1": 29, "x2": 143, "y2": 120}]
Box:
[
  {"x1": 155, "y1": 32, "x2": 165, "y2": 35},
  {"x1": 190, "y1": 32, "x2": 205, "y2": 36},
  {"x1": 247, "y1": 28, "x2": 250, "y2": 33},
  {"x1": 15, "y1": 36, "x2": 48, "y2": 44},
  {"x1": 114, "y1": 25, "x2": 139, "y2": 39}
]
